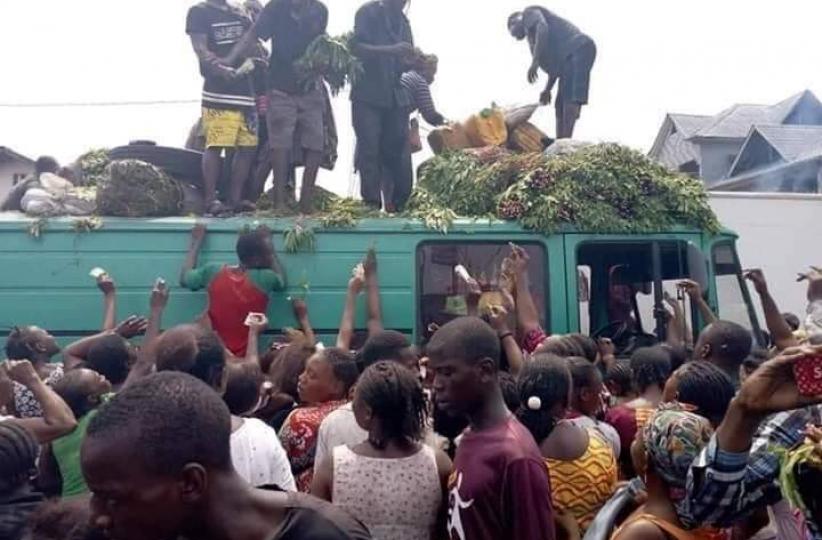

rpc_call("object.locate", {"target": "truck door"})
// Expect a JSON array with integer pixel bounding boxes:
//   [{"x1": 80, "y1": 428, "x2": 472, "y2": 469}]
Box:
[{"x1": 565, "y1": 235, "x2": 705, "y2": 353}]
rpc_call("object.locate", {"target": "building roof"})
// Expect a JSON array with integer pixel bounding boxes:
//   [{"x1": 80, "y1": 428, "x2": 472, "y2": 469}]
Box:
[
  {"x1": 0, "y1": 147, "x2": 34, "y2": 165},
  {"x1": 754, "y1": 124, "x2": 822, "y2": 162},
  {"x1": 691, "y1": 91, "x2": 819, "y2": 140},
  {"x1": 648, "y1": 114, "x2": 712, "y2": 169}
]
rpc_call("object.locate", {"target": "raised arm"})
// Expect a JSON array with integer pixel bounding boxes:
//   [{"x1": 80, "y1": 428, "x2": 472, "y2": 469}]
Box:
[
  {"x1": 245, "y1": 313, "x2": 269, "y2": 365},
  {"x1": 123, "y1": 280, "x2": 169, "y2": 387},
  {"x1": 2, "y1": 360, "x2": 77, "y2": 444},
  {"x1": 744, "y1": 269, "x2": 797, "y2": 351},
  {"x1": 337, "y1": 270, "x2": 365, "y2": 350},
  {"x1": 364, "y1": 249, "x2": 383, "y2": 336},
  {"x1": 489, "y1": 303, "x2": 525, "y2": 377},
  {"x1": 97, "y1": 273, "x2": 117, "y2": 331},
  {"x1": 180, "y1": 224, "x2": 207, "y2": 288},
  {"x1": 510, "y1": 245, "x2": 542, "y2": 339},
  {"x1": 261, "y1": 225, "x2": 286, "y2": 287},
  {"x1": 679, "y1": 280, "x2": 718, "y2": 326},
  {"x1": 292, "y1": 299, "x2": 316, "y2": 348}
]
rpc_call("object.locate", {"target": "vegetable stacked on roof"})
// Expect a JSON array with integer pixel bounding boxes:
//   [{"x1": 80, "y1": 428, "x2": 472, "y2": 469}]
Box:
[{"x1": 408, "y1": 143, "x2": 721, "y2": 234}]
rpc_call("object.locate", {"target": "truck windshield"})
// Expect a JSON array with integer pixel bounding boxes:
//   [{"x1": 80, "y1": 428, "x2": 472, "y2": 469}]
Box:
[{"x1": 712, "y1": 242, "x2": 760, "y2": 335}]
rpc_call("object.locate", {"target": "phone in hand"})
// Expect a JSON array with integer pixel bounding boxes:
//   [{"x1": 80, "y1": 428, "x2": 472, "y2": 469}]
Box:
[{"x1": 794, "y1": 355, "x2": 822, "y2": 397}]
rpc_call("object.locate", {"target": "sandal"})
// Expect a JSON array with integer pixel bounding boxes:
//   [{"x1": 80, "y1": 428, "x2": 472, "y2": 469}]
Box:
[{"x1": 233, "y1": 200, "x2": 257, "y2": 213}]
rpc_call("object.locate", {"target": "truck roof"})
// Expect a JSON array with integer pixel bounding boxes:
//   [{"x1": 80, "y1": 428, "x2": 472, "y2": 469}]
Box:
[{"x1": 0, "y1": 212, "x2": 737, "y2": 237}]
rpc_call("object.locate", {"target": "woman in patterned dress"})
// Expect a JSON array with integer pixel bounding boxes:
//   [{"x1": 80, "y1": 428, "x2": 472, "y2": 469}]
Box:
[
  {"x1": 279, "y1": 347, "x2": 359, "y2": 491},
  {"x1": 517, "y1": 354, "x2": 618, "y2": 535}
]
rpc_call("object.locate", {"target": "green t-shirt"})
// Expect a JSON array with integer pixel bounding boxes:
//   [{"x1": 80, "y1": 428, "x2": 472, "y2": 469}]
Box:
[
  {"x1": 53, "y1": 410, "x2": 96, "y2": 498},
  {"x1": 182, "y1": 263, "x2": 284, "y2": 293}
]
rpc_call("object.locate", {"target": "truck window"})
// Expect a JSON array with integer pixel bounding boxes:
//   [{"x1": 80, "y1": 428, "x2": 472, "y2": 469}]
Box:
[
  {"x1": 712, "y1": 242, "x2": 756, "y2": 332},
  {"x1": 416, "y1": 242, "x2": 547, "y2": 340},
  {"x1": 576, "y1": 241, "x2": 698, "y2": 351}
]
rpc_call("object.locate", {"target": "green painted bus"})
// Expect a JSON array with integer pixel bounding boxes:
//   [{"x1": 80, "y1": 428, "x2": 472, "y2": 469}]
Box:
[{"x1": 0, "y1": 215, "x2": 763, "y2": 349}]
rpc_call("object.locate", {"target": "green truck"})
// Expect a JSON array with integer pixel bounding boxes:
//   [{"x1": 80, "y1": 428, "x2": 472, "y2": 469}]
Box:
[{"x1": 0, "y1": 214, "x2": 763, "y2": 348}]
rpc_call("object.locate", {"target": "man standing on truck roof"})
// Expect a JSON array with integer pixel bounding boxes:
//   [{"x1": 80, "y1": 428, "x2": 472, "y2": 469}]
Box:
[
  {"x1": 186, "y1": 0, "x2": 262, "y2": 216},
  {"x1": 350, "y1": 0, "x2": 419, "y2": 212},
  {"x1": 508, "y1": 6, "x2": 596, "y2": 139},
  {"x1": 223, "y1": 0, "x2": 329, "y2": 215},
  {"x1": 180, "y1": 224, "x2": 285, "y2": 358}
]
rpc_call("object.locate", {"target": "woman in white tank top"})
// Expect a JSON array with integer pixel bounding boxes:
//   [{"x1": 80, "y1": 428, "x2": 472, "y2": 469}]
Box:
[{"x1": 312, "y1": 361, "x2": 452, "y2": 540}]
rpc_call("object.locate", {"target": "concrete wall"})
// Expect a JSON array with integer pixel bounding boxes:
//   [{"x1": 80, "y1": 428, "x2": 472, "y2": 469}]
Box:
[
  {"x1": 0, "y1": 160, "x2": 34, "y2": 201},
  {"x1": 699, "y1": 140, "x2": 744, "y2": 184},
  {"x1": 709, "y1": 192, "x2": 822, "y2": 319}
]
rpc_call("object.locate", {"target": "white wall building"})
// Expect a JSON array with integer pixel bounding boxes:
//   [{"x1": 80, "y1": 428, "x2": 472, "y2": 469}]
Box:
[{"x1": 0, "y1": 147, "x2": 34, "y2": 202}]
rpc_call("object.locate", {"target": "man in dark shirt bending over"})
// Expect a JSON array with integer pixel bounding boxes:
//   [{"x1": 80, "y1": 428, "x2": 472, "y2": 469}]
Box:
[
  {"x1": 427, "y1": 317, "x2": 556, "y2": 540},
  {"x1": 509, "y1": 6, "x2": 596, "y2": 139}
]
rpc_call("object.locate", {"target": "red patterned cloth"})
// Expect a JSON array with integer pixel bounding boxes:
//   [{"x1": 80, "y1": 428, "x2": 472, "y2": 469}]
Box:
[
  {"x1": 521, "y1": 328, "x2": 549, "y2": 355},
  {"x1": 280, "y1": 400, "x2": 347, "y2": 492}
]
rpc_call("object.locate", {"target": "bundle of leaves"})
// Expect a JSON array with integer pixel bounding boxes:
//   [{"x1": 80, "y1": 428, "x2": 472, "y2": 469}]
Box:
[
  {"x1": 97, "y1": 160, "x2": 182, "y2": 217},
  {"x1": 295, "y1": 33, "x2": 363, "y2": 95},
  {"x1": 410, "y1": 143, "x2": 720, "y2": 235},
  {"x1": 75, "y1": 149, "x2": 111, "y2": 187}
]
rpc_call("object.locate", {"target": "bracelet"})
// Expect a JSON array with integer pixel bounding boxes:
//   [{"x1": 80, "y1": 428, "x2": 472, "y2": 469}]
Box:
[{"x1": 498, "y1": 332, "x2": 514, "y2": 342}]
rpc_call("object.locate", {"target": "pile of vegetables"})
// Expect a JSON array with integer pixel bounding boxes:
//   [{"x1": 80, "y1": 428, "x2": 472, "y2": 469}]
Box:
[
  {"x1": 74, "y1": 149, "x2": 111, "y2": 187},
  {"x1": 295, "y1": 33, "x2": 363, "y2": 95},
  {"x1": 408, "y1": 143, "x2": 720, "y2": 234},
  {"x1": 97, "y1": 160, "x2": 182, "y2": 218}
]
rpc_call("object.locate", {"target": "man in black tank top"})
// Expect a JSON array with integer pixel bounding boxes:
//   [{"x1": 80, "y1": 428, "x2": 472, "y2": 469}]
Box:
[{"x1": 508, "y1": 6, "x2": 596, "y2": 139}]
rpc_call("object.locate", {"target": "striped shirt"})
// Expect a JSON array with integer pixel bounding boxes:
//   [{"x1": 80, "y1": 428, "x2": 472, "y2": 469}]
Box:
[{"x1": 400, "y1": 71, "x2": 444, "y2": 126}]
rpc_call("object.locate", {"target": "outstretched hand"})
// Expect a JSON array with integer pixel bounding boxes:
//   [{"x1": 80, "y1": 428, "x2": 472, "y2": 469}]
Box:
[
  {"x1": 97, "y1": 274, "x2": 116, "y2": 296},
  {"x1": 744, "y1": 269, "x2": 769, "y2": 296},
  {"x1": 527, "y1": 63, "x2": 539, "y2": 84},
  {"x1": 191, "y1": 223, "x2": 207, "y2": 243},
  {"x1": 150, "y1": 279, "x2": 170, "y2": 311},
  {"x1": 509, "y1": 243, "x2": 530, "y2": 276},
  {"x1": 677, "y1": 279, "x2": 703, "y2": 299},
  {"x1": 116, "y1": 315, "x2": 149, "y2": 339}
]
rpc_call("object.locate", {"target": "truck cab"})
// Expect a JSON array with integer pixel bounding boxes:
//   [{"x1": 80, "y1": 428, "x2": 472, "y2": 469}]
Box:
[{"x1": 0, "y1": 215, "x2": 762, "y2": 351}]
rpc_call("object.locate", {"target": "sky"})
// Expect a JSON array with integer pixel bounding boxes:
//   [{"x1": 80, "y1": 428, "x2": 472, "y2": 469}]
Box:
[{"x1": 2, "y1": 0, "x2": 822, "y2": 196}]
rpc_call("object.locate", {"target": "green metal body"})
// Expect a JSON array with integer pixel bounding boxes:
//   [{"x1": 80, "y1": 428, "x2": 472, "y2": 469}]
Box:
[{"x1": 0, "y1": 215, "x2": 751, "y2": 345}]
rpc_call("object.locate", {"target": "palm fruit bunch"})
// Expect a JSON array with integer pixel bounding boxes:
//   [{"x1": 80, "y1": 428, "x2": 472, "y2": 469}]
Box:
[
  {"x1": 96, "y1": 160, "x2": 182, "y2": 217},
  {"x1": 496, "y1": 183, "x2": 529, "y2": 220},
  {"x1": 525, "y1": 168, "x2": 554, "y2": 191}
]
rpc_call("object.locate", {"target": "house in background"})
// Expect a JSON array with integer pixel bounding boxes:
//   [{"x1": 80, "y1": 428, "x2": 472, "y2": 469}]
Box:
[
  {"x1": 0, "y1": 147, "x2": 34, "y2": 203},
  {"x1": 649, "y1": 91, "x2": 822, "y2": 192}
]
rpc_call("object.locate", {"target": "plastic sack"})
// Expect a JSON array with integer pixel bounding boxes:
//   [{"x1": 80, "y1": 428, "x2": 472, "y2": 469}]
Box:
[
  {"x1": 464, "y1": 108, "x2": 508, "y2": 147},
  {"x1": 508, "y1": 122, "x2": 552, "y2": 153},
  {"x1": 504, "y1": 103, "x2": 540, "y2": 130},
  {"x1": 428, "y1": 123, "x2": 473, "y2": 155}
]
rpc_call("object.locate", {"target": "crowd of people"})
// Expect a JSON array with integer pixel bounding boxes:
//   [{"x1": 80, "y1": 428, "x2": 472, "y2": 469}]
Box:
[{"x1": 1, "y1": 223, "x2": 822, "y2": 540}]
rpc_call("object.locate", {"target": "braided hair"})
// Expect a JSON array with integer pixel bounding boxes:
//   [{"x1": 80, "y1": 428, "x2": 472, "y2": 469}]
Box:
[
  {"x1": 516, "y1": 354, "x2": 571, "y2": 443},
  {"x1": 0, "y1": 422, "x2": 38, "y2": 493},
  {"x1": 356, "y1": 361, "x2": 427, "y2": 446},
  {"x1": 630, "y1": 346, "x2": 672, "y2": 394}
]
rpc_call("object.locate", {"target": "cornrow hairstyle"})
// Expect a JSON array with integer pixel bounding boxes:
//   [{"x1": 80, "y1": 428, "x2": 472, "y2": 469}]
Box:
[
  {"x1": 0, "y1": 422, "x2": 38, "y2": 494},
  {"x1": 567, "y1": 334, "x2": 598, "y2": 363},
  {"x1": 356, "y1": 361, "x2": 427, "y2": 445},
  {"x1": 630, "y1": 346, "x2": 672, "y2": 393},
  {"x1": 86, "y1": 372, "x2": 232, "y2": 477},
  {"x1": 322, "y1": 348, "x2": 360, "y2": 397},
  {"x1": 516, "y1": 354, "x2": 571, "y2": 443},
  {"x1": 605, "y1": 359, "x2": 633, "y2": 398},
  {"x1": 673, "y1": 361, "x2": 735, "y2": 427}
]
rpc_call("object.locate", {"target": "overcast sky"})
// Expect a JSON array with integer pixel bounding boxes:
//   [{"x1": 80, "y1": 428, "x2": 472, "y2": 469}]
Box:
[{"x1": 2, "y1": 0, "x2": 822, "y2": 195}]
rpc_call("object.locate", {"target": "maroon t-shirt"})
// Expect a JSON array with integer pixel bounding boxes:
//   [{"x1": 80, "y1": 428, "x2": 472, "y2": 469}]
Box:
[{"x1": 447, "y1": 415, "x2": 556, "y2": 540}]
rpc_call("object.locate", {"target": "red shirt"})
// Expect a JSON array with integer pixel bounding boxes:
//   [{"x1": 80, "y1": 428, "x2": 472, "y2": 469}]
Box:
[
  {"x1": 207, "y1": 266, "x2": 268, "y2": 357},
  {"x1": 448, "y1": 415, "x2": 556, "y2": 540}
]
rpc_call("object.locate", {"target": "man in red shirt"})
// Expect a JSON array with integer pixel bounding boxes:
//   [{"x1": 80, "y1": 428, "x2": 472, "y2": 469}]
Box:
[
  {"x1": 180, "y1": 224, "x2": 285, "y2": 357},
  {"x1": 427, "y1": 317, "x2": 556, "y2": 540}
]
